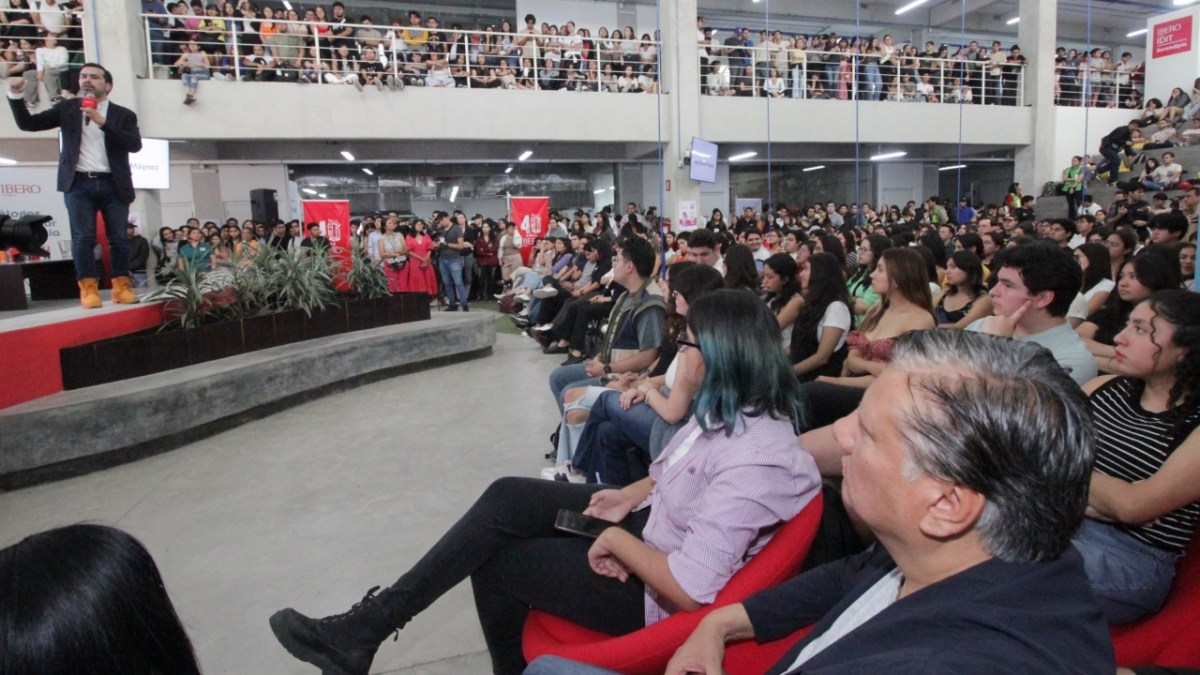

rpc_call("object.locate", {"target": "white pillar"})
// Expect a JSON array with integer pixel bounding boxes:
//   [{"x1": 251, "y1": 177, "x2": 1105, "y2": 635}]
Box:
[
  {"x1": 1013, "y1": 0, "x2": 1056, "y2": 192},
  {"x1": 658, "y1": 0, "x2": 701, "y2": 232}
]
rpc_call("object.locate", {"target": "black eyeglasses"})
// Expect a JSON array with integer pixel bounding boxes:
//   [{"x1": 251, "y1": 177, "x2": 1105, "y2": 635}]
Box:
[{"x1": 676, "y1": 336, "x2": 701, "y2": 352}]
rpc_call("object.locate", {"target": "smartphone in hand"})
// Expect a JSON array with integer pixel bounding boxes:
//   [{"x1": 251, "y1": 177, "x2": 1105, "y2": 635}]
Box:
[{"x1": 554, "y1": 509, "x2": 619, "y2": 539}]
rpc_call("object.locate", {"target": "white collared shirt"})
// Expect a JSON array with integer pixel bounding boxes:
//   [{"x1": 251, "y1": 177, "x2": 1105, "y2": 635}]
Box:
[{"x1": 76, "y1": 98, "x2": 111, "y2": 173}]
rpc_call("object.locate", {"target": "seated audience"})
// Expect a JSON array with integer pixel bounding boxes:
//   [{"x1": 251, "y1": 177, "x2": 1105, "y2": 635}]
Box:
[
  {"x1": 790, "y1": 252, "x2": 852, "y2": 382},
  {"x1": 529, "y1": 330, "x2": 1113, "y2": 675},
  {"x1": 1076, "y1": 290, "x2": 1200, "y2": 623},
  {"x1": 932, "y1": 250, "x2": 993, "y2": 329},
  {"x1": 1077, "y1": 249, "x2": 1182, "y2": 372},
  {"x1": 270, "y1": 289, "x2": 821, "y2": 675},
  {"x1": 804, "y1": 247, "x2": 936, "y2": 427},
  {"x1": 968, "y1": 242, "x2": 1097, "y2": 385}
]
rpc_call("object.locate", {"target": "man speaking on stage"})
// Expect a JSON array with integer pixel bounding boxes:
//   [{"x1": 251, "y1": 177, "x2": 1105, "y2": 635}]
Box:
[{"x1": 7, "y1": 63, "x2": 143, "y2": 309}]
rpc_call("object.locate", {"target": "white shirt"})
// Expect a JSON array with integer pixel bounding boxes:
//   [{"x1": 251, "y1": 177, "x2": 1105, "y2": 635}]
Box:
[
  {"x1": 36, "y1": 0, "x2": 67, "y2": 34},
  {"x1": 35, "y1": 45, "x2": 68, "y2": 70},
  {"x1": 76, "y1": 98, "x2": 112, "y2": 173},
  {"x1": 783, "y1": 569, "x2": 903, "y2": 672},
  {"x1": 817, "y1": 300, "x2": 852, "y2": 351}
]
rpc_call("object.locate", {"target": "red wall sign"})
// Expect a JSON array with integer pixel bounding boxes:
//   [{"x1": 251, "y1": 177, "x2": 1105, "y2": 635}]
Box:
[
  {"x1": 511, "y1": 196, "x2": 549, "y2": 264},
  {"x1": 1153, "y1": 16, "x2": 1193, "y2": 59}
]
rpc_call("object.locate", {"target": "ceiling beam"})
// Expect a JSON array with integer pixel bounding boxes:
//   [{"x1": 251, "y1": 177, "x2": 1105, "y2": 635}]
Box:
[{"x1": 928, "y1": 0, "x2": 1008, "y2": 28}]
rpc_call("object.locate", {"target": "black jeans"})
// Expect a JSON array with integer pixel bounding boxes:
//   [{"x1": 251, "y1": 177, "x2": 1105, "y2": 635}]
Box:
[{"x1": 379, "y1": 477, "x2": 648, "y2": 674}]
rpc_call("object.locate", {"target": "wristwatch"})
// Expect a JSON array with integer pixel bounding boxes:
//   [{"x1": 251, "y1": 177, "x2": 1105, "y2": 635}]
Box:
[{"x1": 603, "y1": 364, "x2": 612, "y2": 375}]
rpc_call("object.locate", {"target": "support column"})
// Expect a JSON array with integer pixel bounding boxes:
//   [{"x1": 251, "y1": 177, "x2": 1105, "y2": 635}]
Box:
[
  {"x1": 1013, "y1": 0, "x2": 1056, "y2": 192},
  {"x1": 658, "y1": 0, "x2": 701, "y2": 232}
]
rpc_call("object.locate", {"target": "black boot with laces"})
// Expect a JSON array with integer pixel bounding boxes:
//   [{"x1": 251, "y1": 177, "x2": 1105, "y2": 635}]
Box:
[{"x1": 269, "y1": 586, "x2": 400, "y2": 675}]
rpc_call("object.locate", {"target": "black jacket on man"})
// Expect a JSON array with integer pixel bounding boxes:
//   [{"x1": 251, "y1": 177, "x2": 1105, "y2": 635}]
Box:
[{"x1": 8, "y1": 96, "x2": 143, "y2": 205}]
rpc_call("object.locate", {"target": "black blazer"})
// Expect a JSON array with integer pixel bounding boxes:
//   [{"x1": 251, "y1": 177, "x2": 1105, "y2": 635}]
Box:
[
  {"x1": 743, "y1": 544, "x2": 1115, "y2": 675},
  {"x1": 8, "y1": 96, "x2": 143, "y2": 205}
]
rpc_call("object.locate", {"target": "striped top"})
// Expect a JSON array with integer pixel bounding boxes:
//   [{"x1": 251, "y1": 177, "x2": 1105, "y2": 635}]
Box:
[{"x1": 1091, "y1": 377, "x2": 1200, "y2": 554}]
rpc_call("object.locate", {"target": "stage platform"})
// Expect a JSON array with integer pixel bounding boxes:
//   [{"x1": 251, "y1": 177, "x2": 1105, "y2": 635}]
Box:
[
  {"x1": 0, "y1": 295, "x2": 168, "y2": 410},
  {"x1": 0, "y1": 312, "x2": 495, "y2": 489}
]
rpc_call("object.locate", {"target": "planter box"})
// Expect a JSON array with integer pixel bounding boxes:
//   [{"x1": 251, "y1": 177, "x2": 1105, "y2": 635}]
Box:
[{"x1": 58, "y1": 295, "x2": 427, "y2": 391}]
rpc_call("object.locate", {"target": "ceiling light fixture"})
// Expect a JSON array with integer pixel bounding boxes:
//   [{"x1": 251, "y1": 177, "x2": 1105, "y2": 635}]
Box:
[
  {"x1": 281, "y1": 0, "x2": 292, "y2": 9},
  {"x1": 1127, "y1": 28, "x2": 1148, "y2": 37},
  {"x1": 318, "y1": 193, "x2": 327, "y2": 199},
  {"x1": 938, "y1": 164, "x2": 967, "y2": 171},
  {"x1": 302, "y1": 188, "x2": 317, "y2": 195},
  {"x1": 362, "y1": 168, "x2": 373, "y2": 176},
  {"x1": 449, "y1": 185, "x2": 459, "y2": 202},
  {"x1": 802, "y1": 165, "x2": 825, "y2": 172},
  {"x1": 593, "y1": 188, "x2": 607, "y2": 194},
  {"x1": 1005, "y1": 16, "x2": 1020, "y2": 25},
  {"x1": 895, "y1": 0, "x2": 929, "y2": 16},
  {"x1": 870, "y1": 151, "x2": 908, "y2": 161},
  {"x1": 729, "y1": 151, "x2": 758, "y2": 162},
  {"x1": 504, "y1": 166, "x2": 513, "y2": 174},
  {"x1": 518, "y1": 150, "x2": 533, "y2": 161},
  {"x1": 0, "y1": 157, "x2": 17, "y2": 165},
  {"x1": 340, "y1": 150, "x2": 355, "y2": 161}
]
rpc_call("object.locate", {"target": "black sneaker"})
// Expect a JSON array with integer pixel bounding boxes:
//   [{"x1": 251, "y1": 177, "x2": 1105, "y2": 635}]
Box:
[
  {"x1": 462, "y1": 305, "x2": 470, "y2": 312},
  {"x1": 447, "y1": 304, "x2": 460, "y2": 312},
  {"x1": 269, "y1": 587, "x2": 398, "y2": 675}
]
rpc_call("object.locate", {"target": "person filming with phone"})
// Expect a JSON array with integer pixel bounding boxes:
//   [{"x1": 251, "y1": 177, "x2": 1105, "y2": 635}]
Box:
[
  {"x1": 269, "y1": 289, "x2": 820, "y2": 675},
  {"x1": 7, "y1": 63, "x2": 143, "y2": 309}
]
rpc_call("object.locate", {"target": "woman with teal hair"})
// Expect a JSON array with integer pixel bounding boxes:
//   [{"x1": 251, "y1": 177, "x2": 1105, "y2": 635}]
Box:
[{"x1": 270, "y1": 289, "x2": 820, "y2": 675}]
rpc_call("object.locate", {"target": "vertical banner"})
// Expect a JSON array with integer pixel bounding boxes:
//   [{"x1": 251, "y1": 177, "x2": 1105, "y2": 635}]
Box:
[
  {"x1": 677, "y1": 200, "x2": 698, "y2": 230},
  {"x1": 510, "y1": 196, "x2": 549, "y2": 264},
  {"x1": 302, "y1": 200, "x2": 352, "y2": 291}
]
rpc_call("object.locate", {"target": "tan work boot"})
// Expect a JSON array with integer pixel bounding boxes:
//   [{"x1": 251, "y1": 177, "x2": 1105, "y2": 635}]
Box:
[
  {"x1": 111, "y1": 275, "x2": 140, "y2": 304},
  {"x1": 78, "y1": 278, "x2": 102, "y2": 309}
]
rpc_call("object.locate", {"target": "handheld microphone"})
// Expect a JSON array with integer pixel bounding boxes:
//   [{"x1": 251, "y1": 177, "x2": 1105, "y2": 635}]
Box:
[{"x1": 81, "y1": 92, "x2": 97, "y2": 125}]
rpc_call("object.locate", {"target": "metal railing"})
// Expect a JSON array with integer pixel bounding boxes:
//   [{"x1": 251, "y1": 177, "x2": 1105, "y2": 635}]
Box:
[
  {"x1": 138, "y1": 14, "x2": 660, "y2": 92},
  {"x1": 0, "y1": 6, "x2": 88, "y2": 107},
  {"x1": 1053, "y1": 64, "x2": 1144, "y2": 108},
  {"x1": 699, "y1": 46, "x2": 1026, "y2": 106}
]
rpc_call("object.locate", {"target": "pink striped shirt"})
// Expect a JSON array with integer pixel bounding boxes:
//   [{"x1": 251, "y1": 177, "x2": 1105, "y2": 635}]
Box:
[{"x1": 640, "y1": 412, "x2": 820, "y2": 625}]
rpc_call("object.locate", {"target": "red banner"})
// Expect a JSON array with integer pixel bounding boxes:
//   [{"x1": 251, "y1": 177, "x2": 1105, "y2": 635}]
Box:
[
  {"x1": 1153, "y1": 16, "x2": 1193, "y2": 59},
  {"x1": 302, "y1": 200, "x2": 352, "y2": 290},
  {"x1": 511, "y1": 196, "x2": 550, "y2": 264}
]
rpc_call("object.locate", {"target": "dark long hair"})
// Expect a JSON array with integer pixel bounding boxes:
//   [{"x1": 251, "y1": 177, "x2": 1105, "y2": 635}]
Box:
[
  {"x1": 795, "y1": 252, "x2": 852, "y2": 344},
  {"x1": 722, "y1": 244, "x2": 758, "y2": 292},
  {"x1": 946, "y1": 250, "x2": 986, "y2": 298},
  {"x1": 0, "y1": 524, "x2": 201, "y2": 675},
  {"x1": 817, "y1": 233, "x2": 847, "y2": 271},
  {"x1": 861, "y1": 247, "x2": 933, "y2": 333},
  {"x1": 1075, "y1": 242, "x2": 1111, "y2": 293},
  {"x1": 763, "y1": 252, "x2": 801, "y2": 313},
  {"x1": 1143, "y1": 289, "x2": 1200, "y2": 425},
  {"x1": 1088, "y1": 250, "x2": 1182, "y2": 344}
]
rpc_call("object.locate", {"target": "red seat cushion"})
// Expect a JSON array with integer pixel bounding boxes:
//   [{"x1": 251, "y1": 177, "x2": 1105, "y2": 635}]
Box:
[
  {"x1": 522, "y1": 493, "x2": 824, "y2": 675},
  {"x1": 1111, "y1": 535, "x2": 1200, "y2": 667}
]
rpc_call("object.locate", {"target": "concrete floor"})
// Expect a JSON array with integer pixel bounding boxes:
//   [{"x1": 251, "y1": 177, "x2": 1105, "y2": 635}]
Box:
[{"x1": 0, "y1": 315, "x2": 562, "y2": 675}]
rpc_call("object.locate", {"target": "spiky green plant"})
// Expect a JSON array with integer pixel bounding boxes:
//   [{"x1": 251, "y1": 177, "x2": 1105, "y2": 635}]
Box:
[
  {"x1": 267, "y1": 243, "x2": 338, "y2": 317},
  {"x1": 142, "y1": 262, "x2": 229, "y2": 330},
  {"x1": 342, "y1": 241, "x2": 391, "y2": 299}
]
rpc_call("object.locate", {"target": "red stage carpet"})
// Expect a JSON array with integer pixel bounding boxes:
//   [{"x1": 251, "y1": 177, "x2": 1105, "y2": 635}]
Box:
[{"x1": 0, "y1": 302, "x2": 165, "y2": 409}]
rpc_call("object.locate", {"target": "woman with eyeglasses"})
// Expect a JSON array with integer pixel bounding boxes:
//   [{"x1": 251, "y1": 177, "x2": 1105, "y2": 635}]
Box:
[{"x1": 270, "y1": 289, "x2": 820, "y2": 675}]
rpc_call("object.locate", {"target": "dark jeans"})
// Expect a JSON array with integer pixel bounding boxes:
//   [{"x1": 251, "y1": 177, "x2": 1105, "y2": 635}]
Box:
[
  {"x1": 438, "y1": 255, "x2": 467, "y2": 307},
  {"x1": 378, "y1": 477, "x2": 647, "y2": 674},
  {"x1": 573, "y1": 390, "x2": 658, "y2": 486},
  {"x1": 1100, "y1": 145, "x2": 1126, "y2": 183},
  {"x1": 566, "y1": 301, "x2": 611, "y2": 353},
  {"x1": 63, "y1": 173, "x2": 131, "y2": 280}
]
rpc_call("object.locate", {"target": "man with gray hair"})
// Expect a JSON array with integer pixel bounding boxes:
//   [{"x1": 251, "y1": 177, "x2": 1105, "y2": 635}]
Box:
[{"x1": 527, "y1": 330, "x2": 1114, "y2": 675}]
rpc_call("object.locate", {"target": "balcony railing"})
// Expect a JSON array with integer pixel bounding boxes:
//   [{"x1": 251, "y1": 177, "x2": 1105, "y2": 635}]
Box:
[
  {"x1": 1053, "y1": 64, "x2": 1144, "y2": 108},
  {"x1": 138, "y1": 14, "x2": 661, "y2": 93},
  {"x1": 1, "y1": 6, "x2": 88, "y2": 109},
  {"x1": 700, "y1": 47, "x2": 1026, "y2": 106}
]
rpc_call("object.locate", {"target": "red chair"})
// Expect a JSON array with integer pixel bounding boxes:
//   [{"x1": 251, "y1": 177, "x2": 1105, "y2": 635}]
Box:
[
  {"x1": 1112, "y1": 535, "x2": 1200, "y2": 668},
  {"x1": 522, "y1": 493, "x2": 824, "y2": 675}
]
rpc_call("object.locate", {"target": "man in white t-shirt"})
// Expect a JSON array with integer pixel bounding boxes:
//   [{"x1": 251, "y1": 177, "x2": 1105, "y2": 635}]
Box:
[
  {"x1": 526, "y1": 329, "x2": 1112, "y2": 675},
  {"x1": 1145, "y1": 151, "x2": 1184, "y2": 190},
  {"x1": 34, "y1": 0, "x2": 69, "y2": 36}
]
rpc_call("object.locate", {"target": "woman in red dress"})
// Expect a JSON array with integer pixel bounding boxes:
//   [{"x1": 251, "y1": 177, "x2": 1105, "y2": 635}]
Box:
[{"x1": 400, "y1": 219, "x2": 439, "y2": 297}]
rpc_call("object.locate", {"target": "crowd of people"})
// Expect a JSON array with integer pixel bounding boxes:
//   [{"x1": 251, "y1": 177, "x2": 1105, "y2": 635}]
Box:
[
  {"x1": 140, "y1": 2, "x2": 668, "y2": 101},
  {"x1": 0, "y1": 0, "x2": 85, "y2": 109}
]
